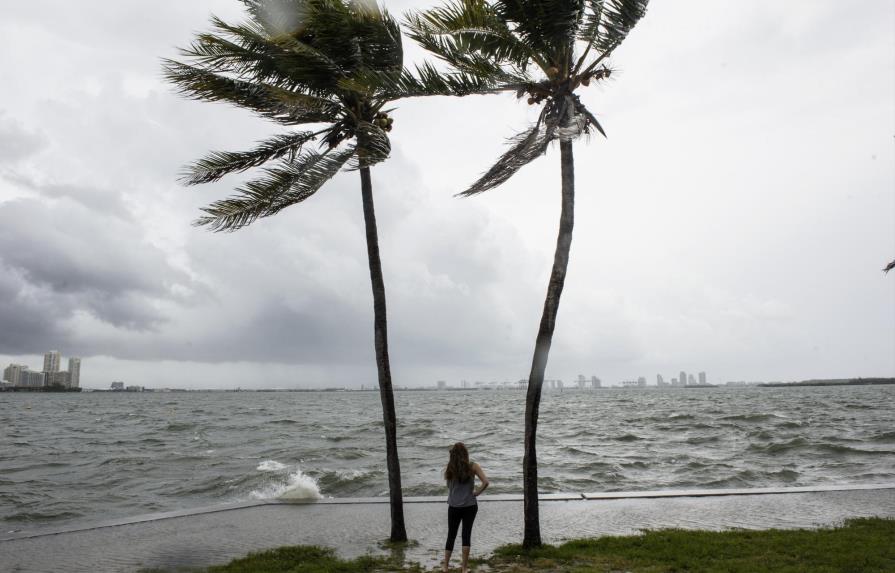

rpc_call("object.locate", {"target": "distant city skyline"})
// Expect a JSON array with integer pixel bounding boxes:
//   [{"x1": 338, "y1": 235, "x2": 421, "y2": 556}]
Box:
[{"x1": 2, "y1": 350, "x2": 81, "y2": 389}]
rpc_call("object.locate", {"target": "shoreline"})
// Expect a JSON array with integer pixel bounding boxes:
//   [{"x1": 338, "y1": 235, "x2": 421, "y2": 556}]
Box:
[
  {"x1": 5, "y1": 483, "x2": 894, "y2": 542},
  {"x1": 3, "y1": 486, "x2": 895, "y2": 572}
]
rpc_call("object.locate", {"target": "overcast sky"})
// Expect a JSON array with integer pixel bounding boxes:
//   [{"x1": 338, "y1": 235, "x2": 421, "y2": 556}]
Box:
[{"x1": 0, "y1": 1, "x2": 892, "y2": 389}]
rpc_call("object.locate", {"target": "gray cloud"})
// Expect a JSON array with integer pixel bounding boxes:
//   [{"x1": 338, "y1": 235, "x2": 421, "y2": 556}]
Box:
[
  {"x1": 0, "y1": 269, "x2": 66, "y2": 354},
  {"x1": 0, "y1": 193, "x2": 198, "y2": 343},
  {"x1": 0, "y1": 113, "x2": 46, "y2": 164}
]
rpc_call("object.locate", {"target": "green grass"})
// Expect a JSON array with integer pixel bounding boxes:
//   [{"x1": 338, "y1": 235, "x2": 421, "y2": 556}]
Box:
[
  {"x1": 492, "y1": 517, "x2": 895, "y2": 572},
  {"x1": 206, "y1": 545, "x2": 420, "y2": 573},
  {"x1": 147, "y1": 518, "x2": 895, "y2": 572}
]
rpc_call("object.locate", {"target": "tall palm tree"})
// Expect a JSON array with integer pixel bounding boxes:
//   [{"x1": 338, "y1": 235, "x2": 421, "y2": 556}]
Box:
[
  {"x1": 163, "y1": 0, "x2": 408, "y2": 542},
  {"x1": 403, "y1": 0, "x2": 649, "y2": 547}
]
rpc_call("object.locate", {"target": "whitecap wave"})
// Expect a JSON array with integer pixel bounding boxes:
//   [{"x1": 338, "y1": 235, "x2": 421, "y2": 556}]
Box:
[
  {"x1": 249, "y1": 468, "x2": 322, "y2": 500},
  {"x1": 256, "y1": 460, "x2": 287, "y2": 472}
]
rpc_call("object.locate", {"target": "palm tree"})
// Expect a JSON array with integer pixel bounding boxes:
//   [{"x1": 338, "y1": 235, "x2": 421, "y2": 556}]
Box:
[
  {"x1": 163, "y1": 0, "x2": 408, "y2": 542},
  {"x1": 403, "y1": 0, "x2": 649, "y2": 547}
]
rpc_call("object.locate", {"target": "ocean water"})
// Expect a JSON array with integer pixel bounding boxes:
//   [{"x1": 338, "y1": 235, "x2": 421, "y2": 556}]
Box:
[{"x1": 1, "y1": 385, "x2": 893, "y2": 530}]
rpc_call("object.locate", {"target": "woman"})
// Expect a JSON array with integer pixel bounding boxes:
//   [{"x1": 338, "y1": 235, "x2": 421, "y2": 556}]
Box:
[{"x1": 443, "y1": 442, "x2": 489, "y2": 573}]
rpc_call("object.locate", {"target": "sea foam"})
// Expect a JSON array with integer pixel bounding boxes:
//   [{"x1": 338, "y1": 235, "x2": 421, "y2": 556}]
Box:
[
  {"x1": 249, "y1": 467, "x2": 322, "y2": 500},
  {"x1": 256, "y1": 460, "x2": 287, "y2": 471}
]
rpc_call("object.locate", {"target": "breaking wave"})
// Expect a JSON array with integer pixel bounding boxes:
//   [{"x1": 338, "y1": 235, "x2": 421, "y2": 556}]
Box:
[{"x1": 249, "y1": 466, "x2": 322, "y2": 500}]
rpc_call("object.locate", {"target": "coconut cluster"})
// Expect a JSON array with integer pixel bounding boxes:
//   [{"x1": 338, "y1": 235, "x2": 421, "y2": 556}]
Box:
[{"x1": 373, "y1": 111, "x2": 394, "y2": 132}]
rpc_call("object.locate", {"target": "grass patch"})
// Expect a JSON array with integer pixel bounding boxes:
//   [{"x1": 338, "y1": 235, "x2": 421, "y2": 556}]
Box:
[
  {"x1": 211, "y1": 545, "x2": 424, "y2": 573},
  {"x1": 491, "y1": 517, "x2": 895, "y2": 572}
]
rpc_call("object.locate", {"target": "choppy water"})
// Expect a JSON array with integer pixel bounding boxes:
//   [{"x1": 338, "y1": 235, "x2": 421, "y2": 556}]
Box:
[{"x1": 1, "y1": 386, "x2": 894, "y2": 529}]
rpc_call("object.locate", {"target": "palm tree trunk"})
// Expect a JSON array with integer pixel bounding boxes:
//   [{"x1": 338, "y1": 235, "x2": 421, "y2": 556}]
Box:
[
  {"x1": 522, "y1": 139, "x2": 575, "y2": 548},
  {"x1": 359, "y1": 166, "x2": 407, "y2": 542}
]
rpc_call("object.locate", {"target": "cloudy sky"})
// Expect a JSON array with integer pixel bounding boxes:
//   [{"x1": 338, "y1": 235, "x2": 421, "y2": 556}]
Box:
[{"x1": 0, "y1": 1, "x2": 892, "y2": 389}]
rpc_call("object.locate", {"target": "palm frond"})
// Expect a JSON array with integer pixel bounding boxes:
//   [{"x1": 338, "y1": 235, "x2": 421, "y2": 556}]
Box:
[
  {"x1": 236, "y1": 0, "x2": 357, "y2": 75},
  {"x1": 578, "y1": 0, "x2": 648, "y2": 61},
  {"x1": 239, "y1": 0, "x2": 311, "y2": 38},
  {"x1": 404, "y1": 1, "x2": 544, "y2": 71},
  {"x1": 350, "y1": 2, "x2": 404, "y2": 74},
  {"x1": 577, "y1": 105, "x2": 607, "y2": 138},
  {"x1": 406, "y1": 12, "x2": 534, "y2": 82},
  {"x1": 162, "y1": 60, "x2": 341, "y2": 124},
  {"x1": 495, "y1": 0, "x2": 585, "y2": 60},
  {"x1": 195, "y1": 146, "x2": 356, "y2": 232},
  {"x1": 181, "y1": 131, "x2": 321, "y2": 185},
  {"x1": 187, "y1": 15, "x2": 347, "y2": 93},
  {"x1": 460, "y1": 117, "x2": 557, "y2": 196},
  {"x1": 170, "y1": 0, "x2": 410, "y2": 233},
  {"x1": 343, "y1": 61, "x2": 503, "y2": 99}
]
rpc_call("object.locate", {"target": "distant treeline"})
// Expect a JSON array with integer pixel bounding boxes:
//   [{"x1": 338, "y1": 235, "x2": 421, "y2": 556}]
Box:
[{"x1": 759, "y1": 378, "x2": 895, "y2": 388}]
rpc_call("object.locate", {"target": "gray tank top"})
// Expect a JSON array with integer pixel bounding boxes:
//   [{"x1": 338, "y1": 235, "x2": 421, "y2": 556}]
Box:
[{"x1": 447, "y1": 476, "x2": 477, "y2": 507}]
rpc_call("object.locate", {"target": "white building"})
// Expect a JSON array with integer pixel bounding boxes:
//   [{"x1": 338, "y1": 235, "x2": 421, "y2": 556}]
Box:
[
  {"x1": 590, "y1": 376, "x2": 601, "y2": 389},
  {"x1": 43, "y1": 351, "x2": 61, "y2": 373},
  {"x1": 68, "y1": 358, "x2": 81, "y2": 388},
  {"x1": 46, "y1": 371, "x2": 69, "y2": 387},
  {"x1": 698, "y1": 371, "x2": 707, "y2": 385},
  {"x1": 4, "y1": 364, "x2": 26, "y2": 386},
  {"x1": 24, "y1": 370, "x2": 46, "y2": 387}
]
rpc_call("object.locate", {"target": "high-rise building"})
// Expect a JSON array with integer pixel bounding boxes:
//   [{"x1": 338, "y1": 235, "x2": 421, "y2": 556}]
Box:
[
  {"x1": 43, "y1": 351, "x2": 61, "y2": 373},
  {"x1": 577, "y1": 374, "x2": 587, "y2": 389},
  {"x1": 698, "y1": 371, "x2": 706, "y2": 385},
  {"x1": 46, "y1": 371, "x2": 68, "y2": 387},
  {"x1": 25, "y1": 370, "x2": 46, "y2": 387},
  {"x1": 688, "y1": 373, "x2": 696, "y2": 385},
  {"x1": 657, "y1": 374, "x2": 665, "y2": 386},
  {"x1": 4, "y1": 364, "x2": 26, "y2": 386},
  {"x1": 437, "y1": 380, "x2": 446, "y2": 390},
  {"x1": 679, "y1": 371, "x2": 687, "y2": 387},
  {"x1": 590, "y1": 376, "x2": 601, "y2": 389},
  {"x1": 68, "y1": 358, "x2": 81, "y2": 388},
  {"x1": 637, "y1": 376, "x2": 647, "y2": 387}
]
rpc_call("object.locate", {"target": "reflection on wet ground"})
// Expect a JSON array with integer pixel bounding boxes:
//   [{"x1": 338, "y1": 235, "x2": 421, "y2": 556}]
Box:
[{"x1": 2, "y1": 486, "x2": 894, "y2": 572}]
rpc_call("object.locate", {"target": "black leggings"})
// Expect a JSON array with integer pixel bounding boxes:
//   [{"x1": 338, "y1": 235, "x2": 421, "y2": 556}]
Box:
[{"x1": 445, "y1": 504, "x2": 478, "y2": 551}]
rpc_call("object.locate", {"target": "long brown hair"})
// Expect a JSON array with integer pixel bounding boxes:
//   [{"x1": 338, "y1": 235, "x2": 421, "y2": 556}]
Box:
[{"x1": 444, "y1": 442, "x2": 473, "y2": 482}]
